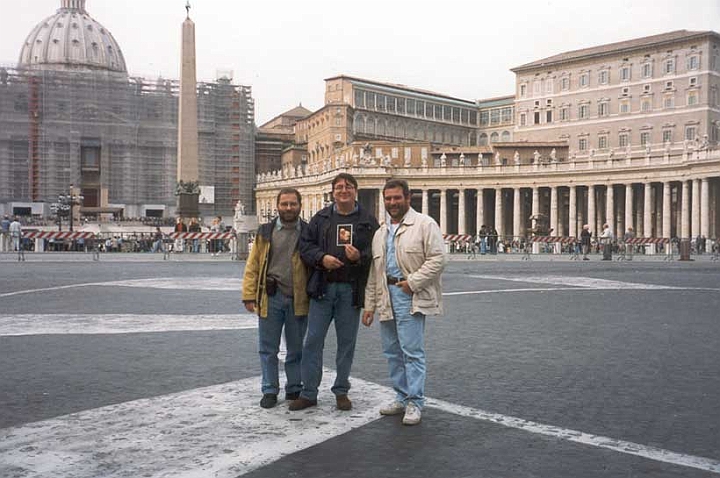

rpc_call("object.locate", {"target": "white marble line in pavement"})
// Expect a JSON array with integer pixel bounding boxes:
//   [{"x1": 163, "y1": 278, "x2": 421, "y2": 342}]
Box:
[
  {"x1": 427, "y1": 397, "x2": 720, "y2": 474},
  {"x1": 0, "y1": 371, "x2": 389, "y2": 478},
  {"x1": 0, "y1": 314, "x2": 258, "y2": 336},
  {"x1": 467, "y1": 275, "x2": 683, "y2": 289},
  {"x1": 1, "y1": 373, "x2": 719, "y2": 477}
]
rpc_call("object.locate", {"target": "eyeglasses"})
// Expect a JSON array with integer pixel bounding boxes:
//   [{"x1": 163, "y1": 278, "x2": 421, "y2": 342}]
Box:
[{"x1": 333, "y1": 184, "x2": 356, "y2": 191}]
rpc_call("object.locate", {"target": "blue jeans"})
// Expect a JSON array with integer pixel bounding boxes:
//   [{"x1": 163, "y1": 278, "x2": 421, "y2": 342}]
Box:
[
  {"x1": 300, "y1": 282, "x2": 360, "y2": 401},
  {"x1": 380, "y1": 297, "x2": 426, "y2": 409},
  {"x1": 258, "y1": 293, "x2": 307, "y2": 395}
]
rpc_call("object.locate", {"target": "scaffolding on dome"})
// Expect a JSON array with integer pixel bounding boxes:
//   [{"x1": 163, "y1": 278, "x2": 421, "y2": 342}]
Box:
[{"x1": 0, "y1": 65, "x2": 255, "y2": 219}]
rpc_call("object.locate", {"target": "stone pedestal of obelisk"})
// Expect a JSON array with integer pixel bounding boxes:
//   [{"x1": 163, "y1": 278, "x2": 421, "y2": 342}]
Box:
[{"x1": 176, "y1": 7, "x2": 200, "y2": 218}]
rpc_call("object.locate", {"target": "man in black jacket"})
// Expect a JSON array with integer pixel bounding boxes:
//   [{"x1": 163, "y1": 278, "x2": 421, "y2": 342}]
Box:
[{"x1": 289, "y1": 173, "x2": 379, "y2": 411}]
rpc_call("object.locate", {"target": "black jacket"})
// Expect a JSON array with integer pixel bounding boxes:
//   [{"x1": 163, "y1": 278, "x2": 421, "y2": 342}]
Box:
[{"x1": 300, "y1": 203, "x2": 379, "y2": 306}]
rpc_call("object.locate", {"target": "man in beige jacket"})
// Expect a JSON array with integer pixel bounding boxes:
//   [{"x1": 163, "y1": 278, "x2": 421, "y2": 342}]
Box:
[{"x1": 362, "y1": 179, "x2": 445, "y2": 425}]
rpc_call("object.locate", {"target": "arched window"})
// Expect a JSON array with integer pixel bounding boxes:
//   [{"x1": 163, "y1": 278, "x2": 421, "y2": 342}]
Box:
[
  {"x1": 490, "y1": 132, "x2": 499, "y2": 143},
  {"x1": 479, "y1": 133, "x2": 488, "y2": 146},
  {"x1": 501, "y1": 131, "x2": 511, "y2": 142}
]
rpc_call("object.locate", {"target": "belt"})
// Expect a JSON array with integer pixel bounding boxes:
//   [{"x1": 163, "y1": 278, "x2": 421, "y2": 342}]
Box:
[{"x1": 386, "y1": 275, "x2": 405, "y2": 285}]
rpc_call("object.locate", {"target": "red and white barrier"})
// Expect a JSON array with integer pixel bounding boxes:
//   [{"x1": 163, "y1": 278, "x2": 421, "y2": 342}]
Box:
[
  {"x1": 530, "y1": 236, "x2": 577, "y2": 243},
  {"x1": 442, "y1": 234, "x2": 472, "y2": 242},
  {"x1": 169, "y1": 232, "x2": 236, "y2": 240},
  {"x1": 23, "y1": 231, "x2": 96, "y2": 240},
  {"x1": 625, "y1": 237, "x2": 670, "y2": 245}
]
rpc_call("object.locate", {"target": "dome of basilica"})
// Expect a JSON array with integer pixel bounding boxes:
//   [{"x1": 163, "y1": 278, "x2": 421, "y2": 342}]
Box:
[{"x1": 18, "y1": 0, "x2": 127, "y2": 74}]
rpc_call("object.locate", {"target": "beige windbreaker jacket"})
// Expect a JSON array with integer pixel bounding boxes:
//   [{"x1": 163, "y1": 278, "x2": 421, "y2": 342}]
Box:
[{"x1": 364, "y1": 208, "x2": 445, "y2": 321}]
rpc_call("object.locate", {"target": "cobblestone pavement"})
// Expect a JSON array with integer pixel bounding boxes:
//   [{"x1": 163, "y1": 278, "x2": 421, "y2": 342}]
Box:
[{"x1": 1, "y1": 259, "x2": 719, "y2": 477}]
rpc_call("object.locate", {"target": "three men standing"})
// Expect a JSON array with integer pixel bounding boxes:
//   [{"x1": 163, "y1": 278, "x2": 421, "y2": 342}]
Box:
[
  {"x1": 242, "y1": 188, "x2": 309, "y2": 409},
  {"x1": 362, "y1": 179, "x2": 446, "y2": 425}
]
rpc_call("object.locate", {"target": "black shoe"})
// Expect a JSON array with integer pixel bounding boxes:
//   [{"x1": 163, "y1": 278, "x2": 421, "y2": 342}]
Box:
[
  {"x1": 336, "y1": 394, "x2": 352, "y2": 411},
  {"x1": 285, "y1": 391, "x2": 300, "y2": 401},
  {"x1": 260, "y1": 393, "x2": 278, "y2": 409}
]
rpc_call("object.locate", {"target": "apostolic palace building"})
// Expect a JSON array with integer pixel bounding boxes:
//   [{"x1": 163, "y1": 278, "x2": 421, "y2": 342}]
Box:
[{"x1": 255, "y1": 30, "x2": 720, "y2": 243}]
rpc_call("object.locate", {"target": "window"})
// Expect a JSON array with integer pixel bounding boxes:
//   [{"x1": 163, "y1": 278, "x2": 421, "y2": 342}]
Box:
[
  {"x1": 619, "y1": 133, "x2": 629, "y2": 147},
  {"x1": 502, "y1": 131, "x2": 511, "y2": 142},
  {"x1": 519, "y1": 113, "x2": 527, "y2": 126},
  {"x1": 443, "y1": 105, "x2": 451, "y2": 121},
  {"x1": 452, "y1": 107, "x2": 460, "y2": 123},
  {"x1": 598, "y1": 70, "x2": 609, "y2": 85},
  {"x1": 490, "y1": 132, "x2": 499, "y2": 143},
  {"x1": 665, "y1": 80, "x2": 674, "y2": 90},
  {"x1": 579, "y1": 138, "x2": 588, "y2": 151},
  {"x1": 598, "y1": 135, "x2": 608, "y2": 149},
  {"x1": 416, "y1": 101, "x2": 425, "y2": 117},
  {"x1": 579, "y1": 73, "x2": 589, "y2": 87},
  {"x1": 643, "y1": 84, "x2": 651, "y2": 93},
  {"x1": 664, "y1": 95, "x2": 675, "y2": 109},
  {"x1": 387, "y1": 97, "x2": 396, "y2": 113},
  {"x1": 620, "y1": 100, "x2": 630, "y2": 114},
  {"x1": 545, "y1": 79, "x2": 553, "y2": 94},
  {"x1": 641, "y1": 100, "x2": 652, "y2": 112},
  {"x1": 354, "y1": 90, "x2": 365, "y2": 108},
  {"x1": 534, "y1": 111, "x2": 540, "y2": 124},
  {"x1": 366, "y1": 93, "x2": 375, "y2": 109},
  {"x1": 546, "y1": 110, "x2": 553, "y2": 123},
  {"x1": 685, "y1": 126, "x2": 697, "y2": 141},
  {"x1": 376, "y1": 94, "x2": 386, "y2": 111},
  {"x1": 621, "y1": 66, "x2": 631, "y2": 81},
  {"x1": 560, "y1": 106, "x2": 570, "y2": 121},
  {"x1": 689, "y1": 77, "x2": 697, "y2": 87},
  {"x1": 490, "y1": 109, "x2": 500, "y2": 125},
  {"x1": 546, "y1": 99, "x2": 553, "y2": 107},
  {"x1": 664, "y1": 58, "x2": 675, "y2": 74},
  {"x1": 663, "y1": 130, "x2": 673, "y2": 143},
  {"x1": 561, "y1": 77, "x2": 570, "y2": 90},
  {"x1": 640, "y1": 131, "x2": 650, "y2": 146},
  {"x1": 479, "y1": 133, "x2": 488, "y2": 145},
  {"x1": 479, "y1": 110, "x2": 489, "y2": 125},
  {"x1": 469, "y1": 111, "x2": 477, "y2": 125},
  {"x1": 642, "y1": 62, "x2": 653, "y2": 78},
  {"x1": 687, "y1": 92, "x2": 698, "y2": 106},
  {"x1": 579, "y1": 104, "x2": 589, "y2": 119},
  {"x1": 397, "y1": 98, "x2": 405, "y2": 114},
  {"x1": 520, "y1": 84, "x2": 527, "y2": 97},
  {"x1": 533, "y1": 81, "x2": 541, "y2": 95},
  {"x1": 501, "y1": 107, "x2": 513, "y2": 123},
  {"x1": 621, "y1": 87, "x2": 630, "y2": 96},
  {"x1": 687, "y1": 55, "x2": 699, "y2": 70},
  {"x1": 598, "y1": 102, "x2": 609, "y2": 117}
]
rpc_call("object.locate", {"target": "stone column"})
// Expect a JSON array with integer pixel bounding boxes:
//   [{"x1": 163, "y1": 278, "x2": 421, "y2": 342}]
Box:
[
  {"x1": 701, "y1": 178, "x2": 710, "y2": 238},
  {"x1": 458, "y1": 188, "x2": 466, "y2": 235},
  {"x1": 692, "y1": 179, "x2": 701, "y2": 238},
  {"x1": 513, "y1": 188, "x2": 522, "y2": 240},
  {"x1": 550, "y1": 186, "x2": 558, "y2": 236},
  {"x1": 662, "y1": 181, "x2": 672, "y2": 238},
  {"x1": 440, "y1": 188, "x2": 447, "y2": 235},
  {"x1": 422, "y1": 189, "x2": 429, "y2": 216},
  {"x1": 644, "y1": 183, "x2": 653, "y2": 238},
  {"x1": 681, "y1": 180, "x2": 690, "y2": 239},
  {"x1": 588, "y1": 185, "x2": 596, "y2": 238},
  {"x1": 569, "y1": 186, "x2": 577, "y2": 238},
  {"x1": 476, "y1": 188, "x2": 484, "y2": 230},
  {"x1": 495, "y1": 188, "x2": 503, "y2": 237},
  {"x1": 531, "y1": 187, "x2": 540, "y2": 226},
  {"x1": 625, "y1": 183, "x2": 633, "y2": 233},
  {"x1": 606, "y1": 185, "x2": 615, "y2": 236}
]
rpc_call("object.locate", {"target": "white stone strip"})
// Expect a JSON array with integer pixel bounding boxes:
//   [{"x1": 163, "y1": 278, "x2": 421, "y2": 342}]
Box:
[
  {"x1": 0, "y1": 314, "x2": 258, "y2": 336},
  {"x1": 466, "y1": 275, "x2": 681, "y2": 289},
  {"x1": 98, "y1": 278, "x2": 243, "y2": 291},
  {"x1": 426, "y1": 397, "x2": 720, "y2": 474},
  {"x1": 0, "y1": 371, "x2": 389, "y2": 478},
  {"x1": 444, "y1": 287, "x2": 580, "y2": 297}
]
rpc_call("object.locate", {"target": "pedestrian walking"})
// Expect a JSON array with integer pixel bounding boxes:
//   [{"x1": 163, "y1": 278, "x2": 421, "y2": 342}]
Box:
[
  {"x1": 9, "y1": 216, "x2": 22, "y2": 252},
  {"x1": 289, "y1": 173, "x2": 379, "y2": 412},
  {"x1": 242, "y1": 188, "x2": 309, "y2": 409},
  {"x1": 600, "y1": 223, "x2": 613, "y2": 260},
  {"x1": 1, "y1": 215, "x2": 10, "y2": 252},
  {"x1": 580, "y1": 224, "x2": 592, "y2": 260},
  {"x1": 362, "y1": 179, "x2": 446, "y2": 425},
  {"x1": 174, "y1": 217, "x2": 187, "y2": 253}
]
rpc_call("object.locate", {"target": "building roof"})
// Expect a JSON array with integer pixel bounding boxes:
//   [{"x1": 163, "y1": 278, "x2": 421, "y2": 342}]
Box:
[
  {"x1": 511, "y1": 30, "x2": 717, "y2": 72},
  {"x1": 258, "y1": 104, "x2": 312, "y2": 130},
  {"x1": 326, "y1": 74, "x2": 477, "y2": 107},
  {"x1": 18, "y1": 0, "x2": 127, "y2": 74}
]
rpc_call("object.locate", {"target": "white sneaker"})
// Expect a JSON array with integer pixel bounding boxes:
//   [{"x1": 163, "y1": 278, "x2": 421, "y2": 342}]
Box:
[
  {"x1": 402, "y1": 403, "x2": 421, "y2": 425},
  {"x1": 379, "y1": 400, "x2": 405, "y2": 416}
]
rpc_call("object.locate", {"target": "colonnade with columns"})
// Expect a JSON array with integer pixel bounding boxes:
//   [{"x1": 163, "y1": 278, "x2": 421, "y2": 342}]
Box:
[{"x1": 411, "y1": 177, "x2": 718, "y2": 240}]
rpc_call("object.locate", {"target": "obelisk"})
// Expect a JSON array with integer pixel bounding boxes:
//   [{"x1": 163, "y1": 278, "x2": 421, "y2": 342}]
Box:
[{"x1": 176, "y1": 1, "x2": 200, "y2": 217}]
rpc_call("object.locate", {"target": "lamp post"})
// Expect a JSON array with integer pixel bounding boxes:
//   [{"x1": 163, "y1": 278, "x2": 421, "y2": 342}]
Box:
[{"x1": 56, "y1": 185, "x2": 84, "y2": 232}]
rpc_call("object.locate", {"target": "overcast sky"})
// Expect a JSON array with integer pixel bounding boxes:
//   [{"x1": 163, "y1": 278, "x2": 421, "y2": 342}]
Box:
[{"x1": 2, "y1": 0, "x2": 719, "y2": 124}]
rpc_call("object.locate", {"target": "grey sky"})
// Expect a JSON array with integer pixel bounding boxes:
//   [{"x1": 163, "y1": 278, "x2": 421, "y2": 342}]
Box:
[{"x1": 2, "y1": 0, "x2": 719, "y2": 124}]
